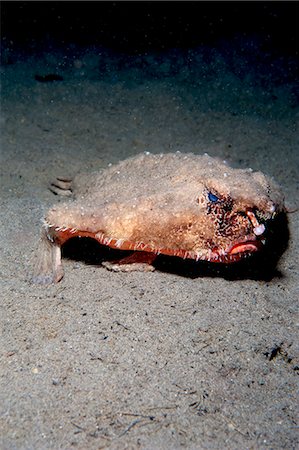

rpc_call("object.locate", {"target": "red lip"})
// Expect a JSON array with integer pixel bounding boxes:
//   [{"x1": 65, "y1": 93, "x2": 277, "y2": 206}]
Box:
[
  {"x1": 228, "y1": 240, "x2": 261, "y2": 255},
  {"x1": 206, "y1": 238, "x2": 264, "y2": 263}
]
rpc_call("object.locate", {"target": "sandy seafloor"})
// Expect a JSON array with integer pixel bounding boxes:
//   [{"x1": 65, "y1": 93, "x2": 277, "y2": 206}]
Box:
[{"x1": 1, "y1": 39, "x2": 298, "y2": 450}]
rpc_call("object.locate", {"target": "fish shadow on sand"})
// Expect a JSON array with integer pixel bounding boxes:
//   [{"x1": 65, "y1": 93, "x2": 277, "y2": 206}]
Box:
[{"x1": 62, "y1": 212, "x2": 289, "y2": 282}]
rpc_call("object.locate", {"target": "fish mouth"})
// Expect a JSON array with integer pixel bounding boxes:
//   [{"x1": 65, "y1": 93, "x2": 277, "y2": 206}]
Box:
[
  {"x1": 207, "y1": 209, "x2": 266, "y2": 263},
  {"x1": 225, "y1": 209, "x2": 266, "y2": 259},
  {"x1": 204, "y1": 236, "x2": 264, "y2": 264},
  {"x1": 220, "y1": 235, "x2": 264, "y2": 263},
  {"x1": 228, "y1": 239, "x2": 262, "y2": 256}
]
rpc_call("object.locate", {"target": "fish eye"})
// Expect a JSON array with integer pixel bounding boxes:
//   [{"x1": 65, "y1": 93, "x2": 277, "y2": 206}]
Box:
[{"x1": 208, "y1": 192, "x2": 219, "y2": 203}]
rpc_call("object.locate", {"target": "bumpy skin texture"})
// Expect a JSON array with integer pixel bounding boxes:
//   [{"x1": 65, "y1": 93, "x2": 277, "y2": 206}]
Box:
[{"x1": 31, "y1": 152, "x2": 285, "y2": 284}]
